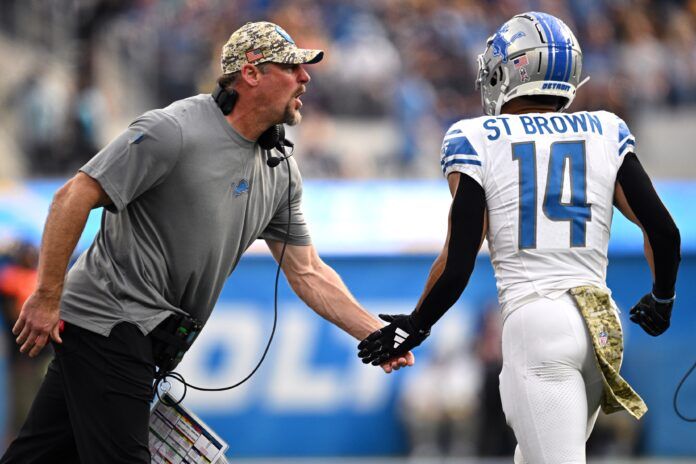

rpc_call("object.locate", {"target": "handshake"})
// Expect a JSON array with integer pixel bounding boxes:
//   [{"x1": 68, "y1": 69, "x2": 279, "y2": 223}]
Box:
[
  {"x1": 356, "y1": 290, "x2": 676, "y2": 373},
  {"x1": 357, "y1": 313, "x2": 430, "y2": 371}
]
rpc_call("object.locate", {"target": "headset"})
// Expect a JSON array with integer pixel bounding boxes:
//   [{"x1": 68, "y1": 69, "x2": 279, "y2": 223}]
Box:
[
  {"x1": 211, "y1": 85, "x2": 238, "y2": 116},
  {"x1": 212, "y1": 85, "x2": 294, "y2": 167},
  {"x1": 153, "y1": 85, "x2": 295, "y2": 405},
  {"x1": 259, "y1": 124, "x2": 294, "y2": 167}
]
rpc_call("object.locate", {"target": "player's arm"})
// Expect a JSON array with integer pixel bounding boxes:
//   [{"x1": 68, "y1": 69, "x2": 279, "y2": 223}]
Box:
[
  {"x1": 14, "y1": 172, "x2": 112, "y2": 356},
  {"x1": 614, "y1": 153, "x2": 681, "y2": 336},
  {"x1": 358, "y1": 172, "x2": 487, "y2": 365},
  {"x1": 412, "y1": 172, "x2": 488, "y2": 328},
  {"x1": 265, "y1": 240, "x2": 415, "y2": 372}
]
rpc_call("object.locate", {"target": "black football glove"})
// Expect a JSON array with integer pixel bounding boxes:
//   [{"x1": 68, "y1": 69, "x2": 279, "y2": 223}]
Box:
[
  {"x1": 629, "y1": 293, "x2": 674, "y2": 337},
  {"x1": 357, "y1": 314, "x2": 430, "y2": 366}
]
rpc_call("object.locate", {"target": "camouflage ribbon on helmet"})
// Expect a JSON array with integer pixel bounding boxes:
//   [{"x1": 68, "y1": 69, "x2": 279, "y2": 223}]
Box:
[{"x1": 570, "y1": 286, "x2": 648, "y2": 419}]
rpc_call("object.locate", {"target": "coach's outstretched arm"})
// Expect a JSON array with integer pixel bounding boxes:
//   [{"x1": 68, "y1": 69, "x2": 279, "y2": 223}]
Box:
[
  {"x1": 614, "y1": 153, "x2": 681, "y2": 336},
  {"x1": 13, "y1": 172, "x2": 113, "y2": 357},
  {"x1": 357, "y1": 172, "x2": 487, "y2": 366},
  {"x1": 266, "y1": 240, "x2": 415, "y2": 373}
]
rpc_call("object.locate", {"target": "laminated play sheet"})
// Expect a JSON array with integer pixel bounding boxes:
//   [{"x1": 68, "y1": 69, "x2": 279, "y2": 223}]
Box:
[{"x1": 149, "y1": 393, "x2": 229, "y2": 464}]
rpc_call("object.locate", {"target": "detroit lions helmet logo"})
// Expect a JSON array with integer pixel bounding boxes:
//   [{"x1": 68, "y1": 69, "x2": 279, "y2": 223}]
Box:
[{"x1": 491, "y1": 25, "x2": 526, "y2": 63}]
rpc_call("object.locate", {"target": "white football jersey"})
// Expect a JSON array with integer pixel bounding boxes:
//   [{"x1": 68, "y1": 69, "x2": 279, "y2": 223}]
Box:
[{"x1": 440, "y1": 111, "x2": 635, "y2": 319}]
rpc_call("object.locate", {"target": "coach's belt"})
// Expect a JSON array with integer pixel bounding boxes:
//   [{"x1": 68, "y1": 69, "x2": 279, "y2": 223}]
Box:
[{"x1": 570, "y1": 286, "x2": 647, "y2": 419}]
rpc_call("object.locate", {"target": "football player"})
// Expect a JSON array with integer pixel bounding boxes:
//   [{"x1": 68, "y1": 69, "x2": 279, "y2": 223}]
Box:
[{"x1": 358, "y1": 12, "x2": 680, "y2": 463}]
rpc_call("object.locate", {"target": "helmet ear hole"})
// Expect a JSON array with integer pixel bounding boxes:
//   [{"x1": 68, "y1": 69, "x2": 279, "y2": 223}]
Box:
[{"x1": 490, "y1": 67, "x2": 500, "y2": 87}]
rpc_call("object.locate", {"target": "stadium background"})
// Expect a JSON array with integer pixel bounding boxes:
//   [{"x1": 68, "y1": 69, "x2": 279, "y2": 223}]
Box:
[{"x1": 1, "y1": 0, "x2": 695, "y2": 461}]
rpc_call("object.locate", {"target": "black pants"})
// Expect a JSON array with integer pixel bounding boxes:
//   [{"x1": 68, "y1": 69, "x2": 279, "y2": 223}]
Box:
[{"x1": 0, "y1": 322, "x2": 155, "y2": 463}]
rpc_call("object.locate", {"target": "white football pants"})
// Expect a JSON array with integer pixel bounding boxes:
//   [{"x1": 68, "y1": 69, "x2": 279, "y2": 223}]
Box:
[{"x1": 499, "y1": 293, "x2": 606, "y2": 463}]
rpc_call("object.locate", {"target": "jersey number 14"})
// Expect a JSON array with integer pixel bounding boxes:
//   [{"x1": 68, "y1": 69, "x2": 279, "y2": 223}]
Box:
[{"x1": 512, "y1": 141, "x2": 592, "y2": 249}]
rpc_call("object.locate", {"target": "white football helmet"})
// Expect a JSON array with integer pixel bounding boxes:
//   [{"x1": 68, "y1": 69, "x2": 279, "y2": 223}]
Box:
[{"x1": 475, "y1": 12, "x2": 584, "y2": 115}]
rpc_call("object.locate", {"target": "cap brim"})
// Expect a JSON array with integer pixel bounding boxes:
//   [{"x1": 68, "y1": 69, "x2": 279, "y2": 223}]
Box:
[
  {"x1": 294, "y1": 49, "x2": 324, "y2": 65},
  {"x1": 262, "y1": 48, "x2": 324, "y2": 69}
]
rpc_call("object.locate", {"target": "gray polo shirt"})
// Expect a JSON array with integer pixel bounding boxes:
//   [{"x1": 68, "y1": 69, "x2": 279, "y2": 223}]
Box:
[{"x1": 60, "y1": 94, "x2": 311, "y2": 336}]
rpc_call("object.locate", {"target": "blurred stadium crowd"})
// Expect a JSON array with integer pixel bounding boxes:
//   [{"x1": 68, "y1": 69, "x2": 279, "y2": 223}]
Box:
[{"x1": 1, "y1": 0, "x2": 696, "y2": 178}]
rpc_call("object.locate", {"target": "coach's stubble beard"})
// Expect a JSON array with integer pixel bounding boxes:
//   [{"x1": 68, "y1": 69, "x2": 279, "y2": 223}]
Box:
[{"x1": 283, "y1": 98, "x2": 302, "y2": 126}]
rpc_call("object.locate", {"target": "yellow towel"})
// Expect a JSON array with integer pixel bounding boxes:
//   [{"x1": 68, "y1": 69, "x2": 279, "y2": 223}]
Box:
[{"x1": 569, "y1": 286, "x2": 648, "y2": 419}]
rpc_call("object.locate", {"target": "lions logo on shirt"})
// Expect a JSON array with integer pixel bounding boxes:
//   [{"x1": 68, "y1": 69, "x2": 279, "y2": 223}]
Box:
[{"x1": 233, "y1": 179, "x2": 249, "y2": 197}]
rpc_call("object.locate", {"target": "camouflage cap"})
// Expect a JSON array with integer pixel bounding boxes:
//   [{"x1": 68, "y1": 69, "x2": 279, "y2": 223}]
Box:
[{"x1": 221, "y1": 21, "x2": 324, "y2": 74}]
